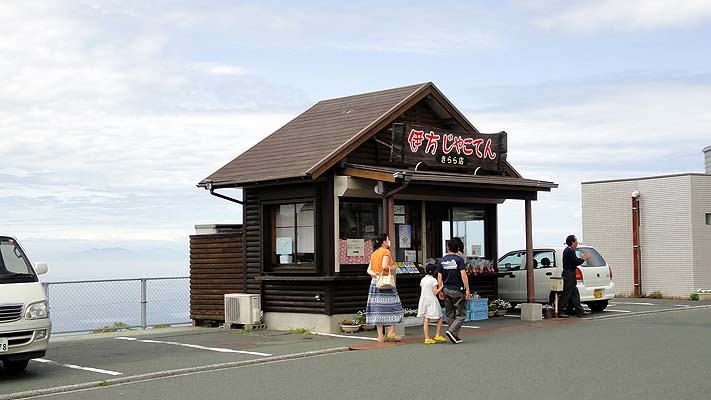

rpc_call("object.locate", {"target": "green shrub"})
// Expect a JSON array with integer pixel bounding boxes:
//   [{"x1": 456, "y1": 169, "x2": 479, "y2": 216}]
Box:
[
  {"x1": 689, "y1": 293, "x2": 700, "y2": 301},
  {"x1": 288, "y1": 327, "x2": 311, "y2": 334},
  {"x1": 647, "y1": 291, "x2": 663, "y2": 299}
]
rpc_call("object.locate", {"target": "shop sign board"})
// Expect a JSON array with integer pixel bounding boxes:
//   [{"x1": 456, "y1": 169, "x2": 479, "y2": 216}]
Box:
[{"x1": 391, "y1": 123, "x2": 507, "y2": 172}]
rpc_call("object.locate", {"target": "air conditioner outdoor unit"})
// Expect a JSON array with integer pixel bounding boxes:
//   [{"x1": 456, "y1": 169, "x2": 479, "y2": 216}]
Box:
[{"x1": 224, "y1": 294, "x2": 262, "y2": 326}]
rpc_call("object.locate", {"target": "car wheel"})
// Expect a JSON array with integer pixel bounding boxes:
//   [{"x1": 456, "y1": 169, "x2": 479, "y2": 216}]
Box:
[
  {"x1": 587, "y1": 300, "x2": 608, "y2": 313},
  {"x1": 3, "y1": 359, "x2": 30, "y2": 374}
]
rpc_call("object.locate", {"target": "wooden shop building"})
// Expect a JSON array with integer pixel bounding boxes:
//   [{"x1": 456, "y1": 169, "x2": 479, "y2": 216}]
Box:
[{"x1": 191, "y1": 82, "x2": 557, "y2": 332}]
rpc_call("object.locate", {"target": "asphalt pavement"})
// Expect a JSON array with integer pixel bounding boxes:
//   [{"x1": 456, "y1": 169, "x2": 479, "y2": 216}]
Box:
[{"x1": 1, "y1": 298, "x2": 709, "y2": 400}]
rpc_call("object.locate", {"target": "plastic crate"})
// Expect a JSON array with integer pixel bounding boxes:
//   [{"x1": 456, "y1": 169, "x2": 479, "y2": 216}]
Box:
[{"x1": 467, "y1": 298, "x2": 488, "y2": 312}]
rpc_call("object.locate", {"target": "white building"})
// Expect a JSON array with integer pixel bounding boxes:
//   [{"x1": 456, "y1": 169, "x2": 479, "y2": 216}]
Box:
[{"x1": 581, "y1": 147, "x2": 711, "y2": 298}]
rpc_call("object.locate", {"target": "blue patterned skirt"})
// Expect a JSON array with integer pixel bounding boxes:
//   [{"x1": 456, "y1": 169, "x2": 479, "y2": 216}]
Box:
[{"x1": 365, "y1": 279, "x2": 404, "y2": 326}]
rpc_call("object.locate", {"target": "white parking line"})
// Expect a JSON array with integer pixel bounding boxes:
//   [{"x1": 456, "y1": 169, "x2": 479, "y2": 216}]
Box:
[
  {"x1": 461, "y1": 326, "x2": 481, "y2": 329},
  {"x1": 33, "y1": 358, "x2": 122, "y2": 376},
  {"x1": 114, "y1": 337, "x2": 272, "y2": 356},
  {"x1": 604, "y1": 309, "x2": 632, "y2": 313},
  {"x1": 310, "y1": 332, "x2": 378, "y2": 341},
  {"x1": 610, "y1": 302, "x2": 656, "y2": 306}
]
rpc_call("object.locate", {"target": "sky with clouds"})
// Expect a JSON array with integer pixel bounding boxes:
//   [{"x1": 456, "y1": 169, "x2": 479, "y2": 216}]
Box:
[{"x1": 2, "y1": 0, "x2": 710, "y2": 280}]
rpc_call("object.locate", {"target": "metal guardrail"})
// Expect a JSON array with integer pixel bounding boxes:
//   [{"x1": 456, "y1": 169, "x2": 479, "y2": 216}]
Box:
[{"x1": 43, "y1": 277, "x2": 190, "y2": 334}]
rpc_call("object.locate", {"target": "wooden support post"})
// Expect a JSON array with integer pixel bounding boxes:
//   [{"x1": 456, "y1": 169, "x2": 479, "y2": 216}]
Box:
[{"x1": 525, "y1": 199, "x2": 535, "y2": 304}]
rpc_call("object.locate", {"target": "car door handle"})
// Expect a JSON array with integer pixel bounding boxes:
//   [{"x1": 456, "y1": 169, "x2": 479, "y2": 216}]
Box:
[{"x1": 545, "y1": 272, "x2": 552, "y2": 276}]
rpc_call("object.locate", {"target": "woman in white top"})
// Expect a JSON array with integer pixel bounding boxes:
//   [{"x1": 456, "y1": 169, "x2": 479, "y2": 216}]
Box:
[{"x1": 417, "y1": 263, "x2": 446, "y2": 344}]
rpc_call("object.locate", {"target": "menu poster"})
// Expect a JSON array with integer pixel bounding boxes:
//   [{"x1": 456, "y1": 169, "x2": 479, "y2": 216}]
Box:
[
  {"x1": 404, "y1": 250, "x2": 416, "y2": 262},
  {"x1": 346, "y1": 239, "x2": 365, "y2": 257},
  {"x1": 398, "y1": 225, "x2": 411, "y2": 248}
]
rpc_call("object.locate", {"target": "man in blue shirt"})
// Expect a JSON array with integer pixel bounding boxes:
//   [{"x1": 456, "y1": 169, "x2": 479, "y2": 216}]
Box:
[
  {"x1": 559, "y1": 235, "x2": 592, "y2": 318},
  {"x1": 437, "y1": 239, "x2": 471, "y2": 343}
]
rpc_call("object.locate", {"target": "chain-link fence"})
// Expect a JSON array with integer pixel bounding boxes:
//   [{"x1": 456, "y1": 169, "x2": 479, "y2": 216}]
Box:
[{"x1": 43, "y1": 277, "x2": 190, "y2": 334}]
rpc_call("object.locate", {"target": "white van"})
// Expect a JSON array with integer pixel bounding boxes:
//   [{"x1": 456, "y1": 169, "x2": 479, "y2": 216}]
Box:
[
  {"x1": 0, "y1": 235, "x2": 51, "y2": 374},
  {"x1": 497, "y1": 245, "x2": 615, "y2": 312}
]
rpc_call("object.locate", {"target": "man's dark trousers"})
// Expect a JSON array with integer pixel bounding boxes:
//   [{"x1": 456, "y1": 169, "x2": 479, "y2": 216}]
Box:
[{"x1": 558, "y1": 269, "x2": 583, "y2": 314}]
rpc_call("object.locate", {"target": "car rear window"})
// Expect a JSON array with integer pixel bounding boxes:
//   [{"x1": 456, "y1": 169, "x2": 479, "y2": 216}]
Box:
[{"x1": 576, "y1": 247, "x2": 606, "y2": 267}]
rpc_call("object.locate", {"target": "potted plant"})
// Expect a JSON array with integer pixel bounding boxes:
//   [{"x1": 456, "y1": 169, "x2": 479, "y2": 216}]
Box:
[
  {"x1": 356, "y1": 310, "x2": 375, "y2": 331},
  {"x1": 490, "y1": 298, "x2": 511, "y2": 317},
  {"x1": 487, "y1": 302, "x2": 497, "y2": 318},
  {"x1": 339, "y1": 319, "x2": 361, "y2": 333}
]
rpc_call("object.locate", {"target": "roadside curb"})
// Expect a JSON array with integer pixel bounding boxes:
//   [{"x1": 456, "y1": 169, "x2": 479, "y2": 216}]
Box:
[{"x1": 0, "y1": 347, "x2": 351, "y2": 400}]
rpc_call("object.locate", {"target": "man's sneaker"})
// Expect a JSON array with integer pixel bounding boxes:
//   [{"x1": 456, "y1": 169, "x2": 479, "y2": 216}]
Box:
[
  {"x1": 445, "y1": 330, "x2": 463, "y2": 344},
  {"x1": 433, "y1": 335, "x2": 447, "y2": 342},
  {"x1": 424, "y1": 338, "x2": 436, "y2": 345}
]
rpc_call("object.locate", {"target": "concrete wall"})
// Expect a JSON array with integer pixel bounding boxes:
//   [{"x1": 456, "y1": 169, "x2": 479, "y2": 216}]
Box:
[
  {"x1": 582, "y1": 176, "x2": 696, "y2": 297},
  {"x1": 704, "y1": 145, "x2": 711, "y2": 174},
  {"x1": 690, "y1": 175, "x2": 711, "y2": 291},
  {"x1": 582, "y1": 180, "x2": 636, "y2": 295}
]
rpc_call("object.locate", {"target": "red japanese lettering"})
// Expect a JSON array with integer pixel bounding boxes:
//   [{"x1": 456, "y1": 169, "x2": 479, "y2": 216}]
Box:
[
  {"x1": 461, "y1": 138, "x2": 474, "y2": 156},
  {"x1": 472, "y1": 138, "x2": 484, "y2": 158},
  {"x1": 424, "y1": 131, "x2": 440, "y2": 155},
  {"x1": 407, "y1": 129, "x2": 424, "y2": 153},
  {"x1": 442, "y1": 134, "x2": 455, "y2": 154},
  {"x1": 483, "y1": 138, "x2": 496, "y2": 159}
]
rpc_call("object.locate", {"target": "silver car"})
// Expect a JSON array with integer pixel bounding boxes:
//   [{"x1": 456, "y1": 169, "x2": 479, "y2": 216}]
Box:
[{"x1": 497, "y1": 246, "x2": 615, "y2": 312}]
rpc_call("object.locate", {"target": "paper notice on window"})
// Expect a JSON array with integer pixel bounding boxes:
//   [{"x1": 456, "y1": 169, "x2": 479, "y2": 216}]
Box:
[
  {"x1": 471, "y1": 244, "x2": 481, "y2": 256},
  {"x1": 346, "y1": 239, "x2": 365, "y2": 257},
  {"x1": 394, "y1": 205, "x2": 405, "y2": 215},
  {"x1": 276, "y1": 237, "x2": 292, "y2": 255},
  {"x1": 394, "y1": 215, "x2": 405, "y2": 224},
  {"x1": 404, "y1": 250, "x2": 416, "y2": 262}
]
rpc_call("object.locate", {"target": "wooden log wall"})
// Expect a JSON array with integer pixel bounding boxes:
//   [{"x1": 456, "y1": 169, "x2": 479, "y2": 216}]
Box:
[
  {"x1": 190, "y1": 231, "x2": 244, "y2": 323},
  {"x1": 244, "y1": 189, "x2": 261, "y2": 294},
  {"x1": 331, "y1": 277, "x2": 421, "y2": 315},
  {"x1": 262, "y1": 281, "x2": 326, "y2": 314}
]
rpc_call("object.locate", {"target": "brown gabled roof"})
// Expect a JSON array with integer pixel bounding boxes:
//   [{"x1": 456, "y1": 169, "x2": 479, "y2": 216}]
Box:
[{"x1": 199, "y1": 82, "x2": 519, "y2": 188}]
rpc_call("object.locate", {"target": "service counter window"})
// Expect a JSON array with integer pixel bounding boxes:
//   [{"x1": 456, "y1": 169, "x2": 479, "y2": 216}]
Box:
[
  {"x1": 338, "y1": 201, "x2": 382, "y2": 268},
  {"x1": 442, "y1": 206, "x2": 487, "y2": 259},
  {"x1": 269, "y1": 202, "x2": 315, "y2": 270}
]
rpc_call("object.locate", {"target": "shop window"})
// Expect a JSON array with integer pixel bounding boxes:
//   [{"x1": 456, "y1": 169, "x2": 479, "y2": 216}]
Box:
[
  {"x1": 393, "y1": 202, "x2": 422, "y2": 264},
  {"x1": 442, "y1": 207, "x2": 486, "y2": 259},
  {"x1": 706, "y1": 213, "x2": 711, "y2": 225},
  {"x1": 339, "y1": 202, "x2": 382, "y2": 265},
  {"x1": 271, "y1": 202, "x2": 315, "y2": 267}
]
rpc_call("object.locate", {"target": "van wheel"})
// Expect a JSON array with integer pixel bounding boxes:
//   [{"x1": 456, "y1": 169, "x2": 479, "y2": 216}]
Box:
[
  {"x1": 588, "y1": 300, "x2": 608, "y2": 313},
  {"x1": 3, "y1": 359, "x2": 29, "y2": 374}
]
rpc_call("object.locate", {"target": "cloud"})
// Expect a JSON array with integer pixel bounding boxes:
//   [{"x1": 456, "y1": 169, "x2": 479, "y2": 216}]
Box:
[
  {"x1": 0, "y1": 2, "x2": 303, "y2": 243},
  {"x1": 532, "y1": 0, "x2": 711, "y2": 33},
  {"x1": 462, "y1": 76, "x2": 711, "y2": 251}
]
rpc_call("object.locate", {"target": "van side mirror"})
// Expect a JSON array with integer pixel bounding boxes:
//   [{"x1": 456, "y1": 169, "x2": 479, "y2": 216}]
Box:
[{"x1": 34, "y1": 262, "x2": 48, "y2": 275}]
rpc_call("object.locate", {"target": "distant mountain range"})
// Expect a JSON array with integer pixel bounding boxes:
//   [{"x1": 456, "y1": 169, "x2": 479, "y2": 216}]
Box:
[{"x1": 21, "y1": 240, "x2": 189, "y2": 282}]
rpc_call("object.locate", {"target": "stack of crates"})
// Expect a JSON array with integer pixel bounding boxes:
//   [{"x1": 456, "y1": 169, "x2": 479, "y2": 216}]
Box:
[{"x1": 467, "y1": 297, "x2": 488, "y2": 321}]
